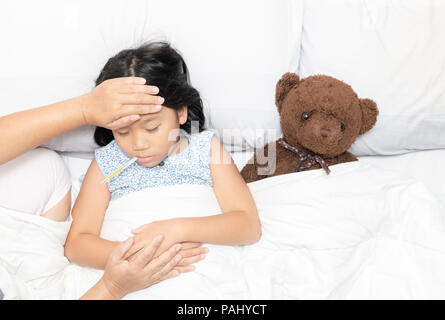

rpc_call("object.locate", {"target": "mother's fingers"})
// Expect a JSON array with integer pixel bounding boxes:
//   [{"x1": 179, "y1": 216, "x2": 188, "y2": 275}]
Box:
[
  {"x1": 119, "y1": 93, "x2": 165, "y2": 106},
  {"x1": 108, "y1": 103, "x2": 164, "y2": 130},
  {"x1": 123, "y1": 238, "x2": 145, "y2": 260},
  {"x1": 108, "y1": 238, "x2": 135, "y2": 265},
  {"x1": 117, "y1": 104, "x2": 163, "y2": 118},
  {"x1": 147, "y1": 244, "x2": 182, "y2": 279},
  {"x1": 130, "y1": 235, "x2": 164, "y2": 267},
  {"x1": 106, "y1": 77, "x2": 146, "y2": 85},
  {"x1": 117, "y1": 84, "x2": 160, "y2": 95},
  {"x1": 108, "y1": 115, "x2": 141, "y2": 130}
]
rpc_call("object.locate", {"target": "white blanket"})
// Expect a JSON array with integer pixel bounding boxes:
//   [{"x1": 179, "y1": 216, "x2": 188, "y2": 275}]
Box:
[{"x1": 2, "y1": 161, "x2": 445, "y2": 299}]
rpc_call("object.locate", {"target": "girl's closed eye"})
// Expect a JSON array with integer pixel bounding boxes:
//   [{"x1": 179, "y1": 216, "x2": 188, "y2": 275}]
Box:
[
  {"x1": 116, "y1": 131, "x2": 129, "y2": 136},
  {"x1": 146, "y1": 125, "x2": 160, "y2": 133}
]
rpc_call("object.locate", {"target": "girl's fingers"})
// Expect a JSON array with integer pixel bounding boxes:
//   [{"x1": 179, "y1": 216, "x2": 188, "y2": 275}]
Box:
[
  {"x1": 159, "y1": 269, "x2": 180, "y2": 281},
  {"x1": 177, "y1": 254, "x2": 206, "y2": 267},
  {"x1": 155, "y1": 264, "x2": 197, "y2": 283},
  {"x1": 130, "y1": 224, "x2": 146, "y2": 234},
  {"x1": 173, "y1": 265, "x2": 196, "y2": 273},
  {"x1": 179, "y1": 242, "x2": 203, "y2": 250},
  {"x1": 179, "y1": 246, "x2": 208, "y2": 258}
]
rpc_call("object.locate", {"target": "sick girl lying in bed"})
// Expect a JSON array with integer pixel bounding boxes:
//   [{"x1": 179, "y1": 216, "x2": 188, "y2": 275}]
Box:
[{"x1": 64, "y1": 41, "x2": 261, "y2": 271}]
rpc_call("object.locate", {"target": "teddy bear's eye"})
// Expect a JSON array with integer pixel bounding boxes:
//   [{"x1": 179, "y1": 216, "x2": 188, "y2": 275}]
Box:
[
  {"x1": 340, "y1": 123, "x2": 345, "y2": 131},
  {"x1": 301, "y1": 113, "x2": 310, "y2": 121}
]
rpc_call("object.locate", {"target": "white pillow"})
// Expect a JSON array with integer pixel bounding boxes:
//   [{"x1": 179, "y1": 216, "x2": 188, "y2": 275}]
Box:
[
  {"x1": 0, "y1": 0, "x2": 304, "y2": 152},
  {"x1": 298, "y1": 0, "x2": 445, "y2": 156}
]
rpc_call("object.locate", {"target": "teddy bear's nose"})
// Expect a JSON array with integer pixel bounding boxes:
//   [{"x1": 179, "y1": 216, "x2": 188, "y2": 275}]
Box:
[{"x1": 320, "y1": 128, "x2": 331, "y2": 138}]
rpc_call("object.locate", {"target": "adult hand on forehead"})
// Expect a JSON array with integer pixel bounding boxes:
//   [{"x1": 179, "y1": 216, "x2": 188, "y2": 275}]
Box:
[{"x1": 80, "y1": 77, "x2": 164, "y2": 130}]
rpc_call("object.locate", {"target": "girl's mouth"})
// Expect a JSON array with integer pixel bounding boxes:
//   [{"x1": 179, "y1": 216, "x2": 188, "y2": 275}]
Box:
[{"x1": 137, "y1": 156, "x2": 154, "y2": 163}]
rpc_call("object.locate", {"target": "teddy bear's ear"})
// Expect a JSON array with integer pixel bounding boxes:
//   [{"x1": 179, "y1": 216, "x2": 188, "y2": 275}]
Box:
[
  {"x1": 359, "y1": 98, "x2": 379, "y2": 135},
  {"x1": 275, "y1": 72, "x2": 300, "y2": 113}
]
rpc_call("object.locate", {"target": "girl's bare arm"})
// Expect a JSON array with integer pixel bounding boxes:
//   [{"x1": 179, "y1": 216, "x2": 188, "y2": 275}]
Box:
[
  {"x1": 64, "y1": 159, "x2": 117, "y2": 269},
  {"x1": 176, "y1": 136, "x2": 261, "y2": 245}
]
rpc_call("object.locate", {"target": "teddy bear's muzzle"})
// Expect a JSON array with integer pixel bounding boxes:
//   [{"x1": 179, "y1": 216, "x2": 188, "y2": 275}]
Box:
[{"x1": 320, "y1": 128, "x2": 331, "y2": 138}]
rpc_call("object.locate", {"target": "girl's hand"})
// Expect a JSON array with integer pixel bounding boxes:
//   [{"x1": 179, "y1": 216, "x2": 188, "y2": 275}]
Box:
[
  {"x1": 101, "y1": 235, "x2": 182, "y2": 299},
  {"x1": 79, "y1": 77, "x2": 165, "y2": 130},
  {"x1": 124, "y1": 220, "x2": 183, "y2": 260}
]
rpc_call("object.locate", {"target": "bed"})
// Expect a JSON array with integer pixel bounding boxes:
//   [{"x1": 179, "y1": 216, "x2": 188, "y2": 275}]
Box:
[
  {"x1": 1, "y1": 0, "x2": 445, "y2": 299},
  {"x1": 1, "y1": 148, "x2": 445, "y2": 299}
]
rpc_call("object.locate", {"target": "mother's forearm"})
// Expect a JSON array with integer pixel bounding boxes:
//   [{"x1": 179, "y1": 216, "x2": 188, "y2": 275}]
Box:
[
  {"x1": 176, "y1": 211, "x2": 262, "y2": 246},
  {"x1": 0, "y1": 96, "x2": 86, "y2": 165}
]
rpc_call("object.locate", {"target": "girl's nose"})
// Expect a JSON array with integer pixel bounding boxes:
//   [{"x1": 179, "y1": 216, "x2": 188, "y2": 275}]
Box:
[{"x1": 132, "y1": 132, "x2": 150, "y2": 151}]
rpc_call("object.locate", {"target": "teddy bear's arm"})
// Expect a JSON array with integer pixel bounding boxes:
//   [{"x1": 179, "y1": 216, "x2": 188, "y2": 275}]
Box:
[{"x1": 240, "y1": 160, "x2": 263, "y2": 183}]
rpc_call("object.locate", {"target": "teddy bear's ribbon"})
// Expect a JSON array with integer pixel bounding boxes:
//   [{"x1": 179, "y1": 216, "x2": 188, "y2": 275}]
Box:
[{"x1": 278, "y1": 139, "x2": 331, "y2": 175}]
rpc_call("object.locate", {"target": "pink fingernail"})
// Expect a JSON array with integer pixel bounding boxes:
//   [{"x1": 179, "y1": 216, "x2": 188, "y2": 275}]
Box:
[{"x1": 204, "y1": 248, "x2": 209, "y2": 253}]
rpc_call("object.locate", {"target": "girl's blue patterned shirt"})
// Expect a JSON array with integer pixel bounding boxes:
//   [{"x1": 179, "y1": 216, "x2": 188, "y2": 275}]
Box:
[{"x1": 95, "y1": 130, "x2": 215, "y2": 200}]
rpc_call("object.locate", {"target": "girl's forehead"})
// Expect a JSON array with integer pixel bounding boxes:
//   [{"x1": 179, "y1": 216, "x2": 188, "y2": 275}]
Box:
[
  {"x1": 137, "y1": 108, "x2": 168, "y2": 123},
  {"x1": 139, "y1": 106, "x2": 175, "y2": 122}
]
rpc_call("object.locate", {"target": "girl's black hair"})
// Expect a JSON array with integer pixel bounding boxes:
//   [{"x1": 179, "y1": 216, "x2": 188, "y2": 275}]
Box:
[{"x1": 94, "y1": 41, "x2": 206, "y2": 146}]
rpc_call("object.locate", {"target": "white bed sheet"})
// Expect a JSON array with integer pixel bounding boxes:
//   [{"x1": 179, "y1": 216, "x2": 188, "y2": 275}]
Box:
[
  {"x1": 3, "y1": 156, "x2": 445, "y2": 299},
  {"x1": 1, "y1": 148, "x2": 444, "y2": 299},
  {"x1": 60, "y1": 149, "x2": 445, "y2": 206}
]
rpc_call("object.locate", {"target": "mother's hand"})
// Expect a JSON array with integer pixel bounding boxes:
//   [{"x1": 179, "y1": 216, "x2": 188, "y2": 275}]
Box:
[
  {"x1": 125, "y1": 221, "x2": 208, "y2": 272},
  {"x1": 100, "y1": 235, "x2": 182, "y2": 299},
  {"x1": 80, "y1": 77, "x2": 165, "y2": 130}
]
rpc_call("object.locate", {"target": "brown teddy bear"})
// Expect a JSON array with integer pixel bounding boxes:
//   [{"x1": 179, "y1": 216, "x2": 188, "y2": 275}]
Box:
[{"x1": 240, "y1": 73, "x2": 379, "y2": 183}]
